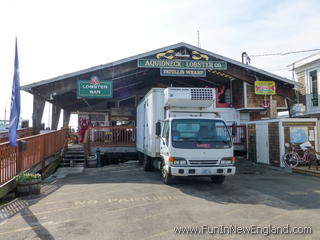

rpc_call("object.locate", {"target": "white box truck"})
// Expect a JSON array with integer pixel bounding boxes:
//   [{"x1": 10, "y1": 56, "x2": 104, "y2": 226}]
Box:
[{"x1": 137, "y1": 87, "x2": 236, "y2": 184}]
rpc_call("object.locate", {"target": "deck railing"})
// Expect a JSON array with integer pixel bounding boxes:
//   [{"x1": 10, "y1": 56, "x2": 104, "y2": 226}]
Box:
[
  {"x1": 0, "y1": 129, "x2": 68, "y2": 185},
  {"x1": 0, "y1": 128, "x2": 33, "y2": 144},
  {"x1": 87, "y1": 125, "x2": 245, "y2": 147},
  {"x1": 87, "y1": 126, "x2": 136, "y2": 147}
]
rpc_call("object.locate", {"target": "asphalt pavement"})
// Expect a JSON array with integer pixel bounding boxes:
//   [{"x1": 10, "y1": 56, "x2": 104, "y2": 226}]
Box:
[{"x1": 0, "y1": 160, "x2": 319, "y2": 240}]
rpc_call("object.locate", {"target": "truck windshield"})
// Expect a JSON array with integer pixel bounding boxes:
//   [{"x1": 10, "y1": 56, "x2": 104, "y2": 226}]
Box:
[{"x1": 171, "y1": 119, "x2": 232, "y2": 149}]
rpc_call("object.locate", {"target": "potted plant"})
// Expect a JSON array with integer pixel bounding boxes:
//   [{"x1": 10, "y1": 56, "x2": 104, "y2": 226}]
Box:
[
  {"x1": 86, "y1": 154, "x2": 97, "y2": 168},
  {"x1": 16, "y1": 172, "x2": 42, "y2": 196}
]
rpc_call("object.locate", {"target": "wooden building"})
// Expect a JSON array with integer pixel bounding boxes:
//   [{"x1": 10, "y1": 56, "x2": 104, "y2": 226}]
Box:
[
  {"x1": 291, "y1": 53, "x2": 320, "y2": 117},
  {"x1": 21, "y1": 42, "x2": 297, "y2": 136}
]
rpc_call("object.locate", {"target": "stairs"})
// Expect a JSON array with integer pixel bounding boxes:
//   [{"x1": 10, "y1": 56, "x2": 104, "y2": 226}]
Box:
[{"x1": 60, "y1": 146, "x2": 85, "y2": 167}]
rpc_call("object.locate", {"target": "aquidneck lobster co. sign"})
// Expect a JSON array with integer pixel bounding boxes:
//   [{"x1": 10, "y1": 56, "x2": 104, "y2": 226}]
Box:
[
  {"x1": 138, "y1": 59, "x2": 227, "y2": 70},
  {"x1": 77, "y1": 76, "x2": 112, "y2": 98}
]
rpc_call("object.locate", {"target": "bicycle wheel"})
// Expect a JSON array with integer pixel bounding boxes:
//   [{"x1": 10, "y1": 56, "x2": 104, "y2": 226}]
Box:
[
  {"x1": 282, "y1": 153, "x2": 299, "y2": 168},
  {"x1": 307, "y1": 152, "x2": 317, "y2": 166}
]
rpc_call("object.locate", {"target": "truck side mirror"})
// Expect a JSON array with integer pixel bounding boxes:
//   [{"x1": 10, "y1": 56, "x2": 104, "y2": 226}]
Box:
[
  {"x1": 155, "y1": 122, "x2": 161, "y2": 136},
  {"x1": 231, "y1": 123, "x2": 237, "y2": 137}
]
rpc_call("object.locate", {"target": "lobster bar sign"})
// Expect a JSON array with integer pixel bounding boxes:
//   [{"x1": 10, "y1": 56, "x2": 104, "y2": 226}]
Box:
[
  {"x1": 77, "y1": 76, "x2": 112, "y2": 98},
  {"x1": 138, "y1": 59, "x2": 227, "y2": 70},
  {"x1": 254, "y1": 81, "x2": 276, "y2": 95}
]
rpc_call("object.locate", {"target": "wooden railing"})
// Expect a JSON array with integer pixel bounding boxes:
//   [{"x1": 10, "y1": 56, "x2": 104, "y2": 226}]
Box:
[
  {"x1": 0, "y1": 129, "x2": 68, "y2": 185},
  {"x1": 0, "y1": 128, "x2": 33, "y2": 144},
  {"x1": 87, "y1": 126, "x2": 136, "y2": 147}
]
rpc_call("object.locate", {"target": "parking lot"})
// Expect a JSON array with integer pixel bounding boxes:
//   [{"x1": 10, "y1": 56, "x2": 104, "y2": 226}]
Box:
[{"x1": 0, "y1": 160, "x2": 319, "y2": 240}]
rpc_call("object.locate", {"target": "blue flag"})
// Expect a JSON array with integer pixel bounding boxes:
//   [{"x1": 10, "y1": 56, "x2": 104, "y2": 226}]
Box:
[{"x1": 8, "y1": 38, "x2": 21, "y2": 147}]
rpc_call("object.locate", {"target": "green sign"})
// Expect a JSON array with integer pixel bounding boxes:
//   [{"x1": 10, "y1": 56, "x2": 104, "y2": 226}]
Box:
[
  {"x1": 160, "y1": 68, "x2": 206, "y2": 77},
  {"x1": 138, "y1": 59, "x2": 227, "y2": 70},
  {"x1": 77, "y1": 77, "x2": 112, "y2": 98}
]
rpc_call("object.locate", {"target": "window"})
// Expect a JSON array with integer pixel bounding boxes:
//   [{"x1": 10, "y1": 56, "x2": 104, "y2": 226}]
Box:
[
  {"x1": 162, "y1": 121, "x2": 169, "y2": 144},
  {"x1": 310, "y1": 70, "x2": 318, "y2": 107},
  {"x1": 171, "y1": 119, "x2": 232, "y2": 149}
]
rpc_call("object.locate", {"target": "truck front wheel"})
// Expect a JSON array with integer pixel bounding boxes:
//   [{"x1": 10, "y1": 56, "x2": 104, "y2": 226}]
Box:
[
  {"x1": 161, "y1": 162, "x2": 173, "y2": 185},
  {"x1": 211, "y1": 175, "x2": 225, "y2": 184}
]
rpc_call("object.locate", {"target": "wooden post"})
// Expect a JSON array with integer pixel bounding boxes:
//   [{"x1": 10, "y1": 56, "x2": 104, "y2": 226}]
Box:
[
  {"x1": 32, "y1": 94, "x2": 45, "y2": 134},
  {"x1": 51, "y1": 102, "x2": 61, "y2": 130},
  {"x1": 269, "y1": 96, "x2": 278, "y2": 119},
  {"x1": 63, "y1": 109, "x2": 71, "y2": 129}
]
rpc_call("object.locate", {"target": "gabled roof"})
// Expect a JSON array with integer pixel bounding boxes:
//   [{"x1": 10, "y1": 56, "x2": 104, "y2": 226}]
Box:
[
  {"x1": 288, "y1": 52, "x2": 320, "y2": 70},
  {"x1": 21, "y1": 42, "x2": 296, "y2": 91}
]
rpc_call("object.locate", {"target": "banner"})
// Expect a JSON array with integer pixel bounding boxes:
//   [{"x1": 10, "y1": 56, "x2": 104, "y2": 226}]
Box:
[{"x1": 9, "y1": 38, "x2": 21, "y2": 146}]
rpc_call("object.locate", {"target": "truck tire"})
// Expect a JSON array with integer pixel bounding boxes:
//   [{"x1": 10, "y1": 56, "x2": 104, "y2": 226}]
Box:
[
  {"x1": 138, "y1": 152, "x2": 144, "y2": 165},
  {"x1": 143, "y1": 154, "x2": 152, "y2": 171},
  {"x1": 211, "y1": 175, "x2": 225, "y2": 184},
  {"x1": 161, "y1": 162, "x2": 173, "y2": 185}
]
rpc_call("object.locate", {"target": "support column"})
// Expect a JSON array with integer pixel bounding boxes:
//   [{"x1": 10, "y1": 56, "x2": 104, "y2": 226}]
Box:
[
  {"x1": 32, "y1": 94, "x2": 45, "y2": 134},
  {"x1": 51, "y1": 102, "x2": 61, "y2": 130},
  {"x1": 63, "y1": 109, "x2": 71, "y2": 129}
]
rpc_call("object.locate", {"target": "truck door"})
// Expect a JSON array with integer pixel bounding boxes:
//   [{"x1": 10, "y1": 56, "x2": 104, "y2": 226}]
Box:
[{"x1": 160, "y1": 121, "x2": 170, "y2": 160}]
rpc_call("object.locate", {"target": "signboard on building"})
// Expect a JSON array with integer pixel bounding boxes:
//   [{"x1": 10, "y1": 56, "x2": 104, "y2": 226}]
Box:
[
  {"x1": 254, "y1": 81, "x2": 276, "y2": 95},
  {"x1": 138, "y1": 59, "x2": 227, "y2": 70},
  {"x1": 160, "y1": 68, "x2": 206, "y2": 77},
  {"x1": 77, "y1": 76, "x2": 112, "y2": 98}
]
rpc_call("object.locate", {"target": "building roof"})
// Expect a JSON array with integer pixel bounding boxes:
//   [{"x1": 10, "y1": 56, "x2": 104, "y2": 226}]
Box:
[
  {"x1": 289, "y1": 52, "x2": 320, "y2": 70},
  {"x1": 21, "y1": 42, "x2": 296, "y2": 92}
]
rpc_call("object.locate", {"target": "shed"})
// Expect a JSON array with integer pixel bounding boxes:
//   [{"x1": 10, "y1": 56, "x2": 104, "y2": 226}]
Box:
[{"x1": 247, "y1": 118, "x2": 318, "y2": 167}]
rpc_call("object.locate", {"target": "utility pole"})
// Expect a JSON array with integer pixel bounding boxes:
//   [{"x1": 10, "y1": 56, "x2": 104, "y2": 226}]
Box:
[{"x1": 197, "y1": 30, "x2": 201, "y2": 48}]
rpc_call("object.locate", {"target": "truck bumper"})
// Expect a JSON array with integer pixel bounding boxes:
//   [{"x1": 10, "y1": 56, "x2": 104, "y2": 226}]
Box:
[{"x1": 169, "y1": 165, "x2": 236, "y2": 177}]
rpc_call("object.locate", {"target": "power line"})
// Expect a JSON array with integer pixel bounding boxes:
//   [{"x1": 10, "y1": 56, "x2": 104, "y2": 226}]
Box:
[{"x1": 250, "y1": 48, "x2": 320, "y2": 57}]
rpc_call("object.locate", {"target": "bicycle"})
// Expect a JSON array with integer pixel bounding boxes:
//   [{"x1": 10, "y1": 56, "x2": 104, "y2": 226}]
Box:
[{"x1": 282, "y1": 142, "x2": 320, "y2": 169}]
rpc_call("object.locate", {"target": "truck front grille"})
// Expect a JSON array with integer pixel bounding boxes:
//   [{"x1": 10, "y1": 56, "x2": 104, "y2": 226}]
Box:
[{"x1": 189, "y1": 160, "x2": 218, "y2": 166}]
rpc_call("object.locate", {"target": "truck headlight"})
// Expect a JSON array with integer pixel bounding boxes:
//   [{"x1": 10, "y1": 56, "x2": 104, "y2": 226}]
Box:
[
  {"x1": 172, "y1": 158, "x2": 187, "y2": 165},
  {"x1": 220, "y1": 157, "x2": 236, "y2": 165},
  {"x1": 220, "y1": 160, "x2": 232, "y2": 165}
]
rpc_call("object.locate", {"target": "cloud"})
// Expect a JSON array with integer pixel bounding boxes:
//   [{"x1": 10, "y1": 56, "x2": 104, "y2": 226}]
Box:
[{"x1": 0, "y1": 0, "x2": 319, "y2": 125}]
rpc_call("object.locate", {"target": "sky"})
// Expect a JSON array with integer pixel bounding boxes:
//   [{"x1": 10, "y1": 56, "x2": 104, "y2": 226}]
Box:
[{"x1": 0, "y1": 0, "x2": 319, "y2": 129}]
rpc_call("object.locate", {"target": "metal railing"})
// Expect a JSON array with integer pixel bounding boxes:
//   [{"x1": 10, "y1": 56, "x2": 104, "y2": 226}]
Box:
[
  {"x1": 0, "y1": 129, "x2": 68, "y2": 185},
  {"x1": 228, "y1": 125, "x2": 246, "y2": 145},
  {"x1": 87, "y1": 126, "x2": 136, "y2": 147},
  {"x1": 0, "y1": 128, "x2": 33, "y2": 144}
]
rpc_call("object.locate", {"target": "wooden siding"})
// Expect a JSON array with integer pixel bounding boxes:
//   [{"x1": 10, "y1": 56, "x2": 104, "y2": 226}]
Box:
[
  {"x1": 268, "y1": 122, "x2": 280, "y2": 167},
  {"x1": 232, "y1": 80, "x2": 244, "y2": 108},
  {"x1": 296, "y1": 71, "x2": 306, "y2": 105},
  {"x1": 246, "y1": 84, "x2": 286, "y2": 108}
]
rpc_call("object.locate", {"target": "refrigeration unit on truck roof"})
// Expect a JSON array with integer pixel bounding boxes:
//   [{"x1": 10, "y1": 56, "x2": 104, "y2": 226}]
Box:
[{"x1": 164, "y1": 88, "x2": 216, "y2": 108}]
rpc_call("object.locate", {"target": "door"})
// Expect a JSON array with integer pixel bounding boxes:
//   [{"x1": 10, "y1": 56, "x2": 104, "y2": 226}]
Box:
[{"x1": 256, "y1": 123, "x2": 270, "y2": 164}]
